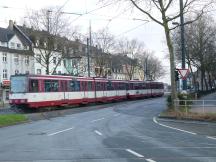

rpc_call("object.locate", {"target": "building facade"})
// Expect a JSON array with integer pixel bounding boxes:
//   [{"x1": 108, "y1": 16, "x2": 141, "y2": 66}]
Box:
[{"x1": 0, "y1": 21, "x2": 34, "y2": 104}]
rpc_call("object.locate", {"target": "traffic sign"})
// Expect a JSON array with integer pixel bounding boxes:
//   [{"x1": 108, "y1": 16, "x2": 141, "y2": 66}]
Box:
[{"x1": 177, "y1": 69, "x2": 189, "y2": 80}]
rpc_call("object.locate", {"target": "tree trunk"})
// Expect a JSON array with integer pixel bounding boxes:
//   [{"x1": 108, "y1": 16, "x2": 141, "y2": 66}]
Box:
[
  {"x1": 208, "y1": 72, "x2": 212, "y2": 90},
  {"x1": 46, "y1": 64, "x2": 49, "y2": 75},
  {"x1": 201, "y1": 68, "x2": 204, "y2": 91},
  {"x1": 163, "y1": 21, "x2": 177, "y2": 107},
  {"x1": 204, "y1": 72, "x2": 208, "y2": 91}
]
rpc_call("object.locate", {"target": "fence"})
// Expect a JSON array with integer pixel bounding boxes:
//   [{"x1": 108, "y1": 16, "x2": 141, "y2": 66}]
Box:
[
  {"x1": 0, "y1": 101, "x2": 10, "y2": 109},
  {"x1": 174, "y1": 100, "x2": 216, "y2": 114}
]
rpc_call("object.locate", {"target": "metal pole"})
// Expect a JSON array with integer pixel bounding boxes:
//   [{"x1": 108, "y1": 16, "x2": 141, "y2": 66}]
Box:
[
  {"x1": 145, "y1": 56, "x2": 148, "y2": 81},
  {"x1": 87, "y1": 38, "x2": 90, "y2": 77},
  {"x1": 180, "y1": 0, "x2": 187, "y2": 90},
  {"x1": 202, "y1": 100, "x2": 205, "y2": 113}
]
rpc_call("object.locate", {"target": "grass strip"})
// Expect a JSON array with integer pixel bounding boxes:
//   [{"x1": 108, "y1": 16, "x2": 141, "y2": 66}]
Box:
[
  {"x1": 0, "y1": 114, "x2": 28, "y2": 127},
  {"x1": 160, "y1": 110, "x2": 216, "y2": 122}
]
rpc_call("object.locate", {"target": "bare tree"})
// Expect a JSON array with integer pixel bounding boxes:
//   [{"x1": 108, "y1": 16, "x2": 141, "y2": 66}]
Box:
[
  {"x1": 173, "y1": 14, "x2": 216, "y2": 91},
  {"x1": 116, "y1": 38, "x2": 144, "y2": 80},
  {"x1": 100, "y1": 0, "x2": 214, "y2": 106},
  {"x1": 25, "y1": 7, "x2": 80, "y2": 74},
  {"x1": 137, "y1": 51, "x2": 166, "y2": 80},
  {"x1": 92, "y1": 28, "x2": 115, "y2": 77}
]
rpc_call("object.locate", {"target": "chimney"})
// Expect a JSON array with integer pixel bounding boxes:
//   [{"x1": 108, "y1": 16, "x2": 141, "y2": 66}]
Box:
[{"x1": 8, "y1": 20, "x2": 14, "y2": 30}]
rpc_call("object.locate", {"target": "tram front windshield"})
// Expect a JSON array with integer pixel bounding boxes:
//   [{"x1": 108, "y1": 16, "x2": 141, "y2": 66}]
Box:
[{"x1": 11, "y1": 76, "x2": 27, "y2": 93}]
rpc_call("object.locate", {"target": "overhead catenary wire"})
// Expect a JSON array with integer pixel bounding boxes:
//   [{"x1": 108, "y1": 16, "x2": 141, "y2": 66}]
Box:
[
  {"x1": 70, "y1": 2, "x2": 115, "y2": 23},
  {"x1": 103, "y1": 5, "x2": 134, "y2": 29},
  {"x1": 116, "y1": 22, "x2": 149, "y2": 37}
]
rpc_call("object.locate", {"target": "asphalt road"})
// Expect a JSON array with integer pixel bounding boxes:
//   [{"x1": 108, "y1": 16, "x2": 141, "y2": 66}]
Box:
[{"x1": 0, "y1": 97, "x2": 216, "y2": 162}]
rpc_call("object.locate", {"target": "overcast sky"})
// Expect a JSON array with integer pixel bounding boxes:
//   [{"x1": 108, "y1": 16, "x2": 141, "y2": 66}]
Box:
[{"x1": 0, "y1": 0, "x2": 182, "y2": 83}]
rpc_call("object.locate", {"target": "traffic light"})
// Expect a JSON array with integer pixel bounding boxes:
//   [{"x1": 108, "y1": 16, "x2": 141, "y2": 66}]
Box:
[{"x1": 175, "y1": 70, "x2": 179, "y2": 81}]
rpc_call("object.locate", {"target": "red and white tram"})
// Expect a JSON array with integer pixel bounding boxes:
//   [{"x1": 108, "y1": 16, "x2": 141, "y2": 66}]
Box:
[{"x1": 9, "y1": 74, "x2": 164, "y2": 108}]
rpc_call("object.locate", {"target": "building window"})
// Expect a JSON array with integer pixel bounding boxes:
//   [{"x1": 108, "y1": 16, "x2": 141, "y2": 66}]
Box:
[
  {"x1": 25, "y1": 56, "x2": 29, "y2": 65},
  {"x1": 15, "y1": 70, "x2": 19, "y2": 75},
  {"x1": 14, "y1": 54, "x2": 19, "y2": 64},
  {"x1": 35, "y1": 40, "x2": 39, "y2": 47},
  {"x1": 17, "y1": 43, "x2": 21, "y2": 49},
  {"x1": 10, "y1": 42, "x2": 15, "y2": 48},
  {"x1": 2, "y1": 53, "x2": 7, "y2": 62},
  {"x1": 53, "y1": 57, "x2": 56, "y2": 65},
  {"x1": 36, "y1": 54, "x2": 41, "y2": 63},
  {"x1": 3, "y1": 69, "x2": 7, "y2": 79},
  {"x1": 63, "y1": 59, "x2": 66, "y2": 67},
  {"x1": 58, "y1": 71, "x2": 61, "y2": 74},
  {"x1": 37, "y1": 69, "x2": 41, "y2": 74}
]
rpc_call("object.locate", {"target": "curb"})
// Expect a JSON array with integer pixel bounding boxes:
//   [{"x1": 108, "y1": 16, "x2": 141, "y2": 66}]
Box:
[{"x1": 158, "y1": 115, "x2": 216, "y2": 124}]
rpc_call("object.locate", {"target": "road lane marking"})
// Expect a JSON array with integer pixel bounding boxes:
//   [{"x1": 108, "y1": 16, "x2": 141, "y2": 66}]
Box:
[
  {"x1": 146, "y1": 159, "x2": 156, "y2": 162},
  {"x1": 153, "y1": 117, "x2": 197, "y2": 135},
  {"x1": 126, "y1": 149, "x2": 144, "y2": 158},
  {"x1": 207, "y1": 136, "x2": 216, "y2": 140},
  {"x1": 91, "y1": 118, "x2": 105, "y2": 123},
  {"x1": 94, "y1": 130, "x2": 103, "y2": 136},
  {"x1": 47, "y1": 127, "x2": 74, "y2": 136}
]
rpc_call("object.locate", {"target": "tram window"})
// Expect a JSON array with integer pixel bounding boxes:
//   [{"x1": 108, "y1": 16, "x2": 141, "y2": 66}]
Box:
[
  {"x1": 88, "y1": 81, "x2": 92, "y2": 91},
  {"x1": 126, "y1": 83, "x2": 129, "y2": 90},
  {"x1": 107, "y1": 81, "x2": 113, "y2": 90},
  {"x1": 69, "y1": 80, "x2": 80, "y2": 91},
  {"x1": 139, "y1": 83, "x2": 143, "y2": 89},
  {"x1": 134, "y1": 83, "x2": 138, "y2": 90},
  {"x1": 81, "y1": 81, "x2": 85, "y2": 91},
  {"x1": 143, "y1": 83, "x2": 146, "y2": 89},
  {"x1": 30, "y1": 80, "x2": 39, "y2": 92},
  {"x1": 96, "y1": 82, "x2": 102, "y2": 91},
  {"x1": 119, "y1": 83, "x2": 125, "y2": 90},
  {"x1": 130, "y1": 83, "x2": 133, "y2": 90},
  {"x1": 103, "y1": 82, "x2": 106, "y2": 90},
  {"x1": 44, "y1": 80, "x2": 59, "y2": 92}
]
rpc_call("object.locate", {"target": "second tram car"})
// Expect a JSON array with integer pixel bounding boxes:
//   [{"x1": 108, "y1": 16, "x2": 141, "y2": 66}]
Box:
[{"x1": 9, "y1": 74, "x2": 164, "y2": 108}]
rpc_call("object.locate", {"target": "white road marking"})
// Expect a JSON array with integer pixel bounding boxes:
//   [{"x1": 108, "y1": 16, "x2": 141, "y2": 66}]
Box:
[
  {"x1": 126, "y1": 149, "x2": 144, "y2": 158},
  {"x1": 207, "y1": 136, "x2": 216, "y2": 140},
  {"x1": 146, "y1": 159, "x2": 156, "y2": 162},
  {"x1": 91, "y1": 118, "x2": 105, "y2": 123},
  {"x1": 47, "y1": 127, "x2": 74, "y2": 136},
  {"x1": 94, "y1": 130, "x2": 103, "y2": 136},
  {"x1": 153, "y1": 117, "x2": 197, "y2": 135}
]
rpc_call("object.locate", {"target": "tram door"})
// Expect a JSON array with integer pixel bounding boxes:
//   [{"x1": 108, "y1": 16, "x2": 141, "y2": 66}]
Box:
[
  {"x1": 81, "y1": 81, "x2": 87, "y2": 99},
  {"x1": 61, "y1": 80, "x2": 68, "y2": 100}
]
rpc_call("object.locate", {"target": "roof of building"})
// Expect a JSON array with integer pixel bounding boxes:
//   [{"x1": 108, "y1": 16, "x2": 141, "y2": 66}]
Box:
[
  {"x1": 0, "y1": 46, "x2": 34, "y2": 56},
  {"x1": 13, "y1": 25, "x2": 33, "y2": 46},
  {"x1": 0, "y1": 27, "x2": 14, "y2": 42}
]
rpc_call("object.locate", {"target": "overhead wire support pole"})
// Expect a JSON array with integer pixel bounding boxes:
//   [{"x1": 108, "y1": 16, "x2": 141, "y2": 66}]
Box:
[
  {"x1": 87, "y1": 38, "x2": 90, "y2": 77},
  {"x1": 180, "y1": 0, "x2": 187, "y2": 91},
  {"x1": 89, "y1": 20, "x2": 92, "y2": 77}
]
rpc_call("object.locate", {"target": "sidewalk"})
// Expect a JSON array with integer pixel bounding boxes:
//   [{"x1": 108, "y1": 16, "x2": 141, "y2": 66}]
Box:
[{"x1": 190, "y1": 92, "x2": 216, "y2": 113}]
